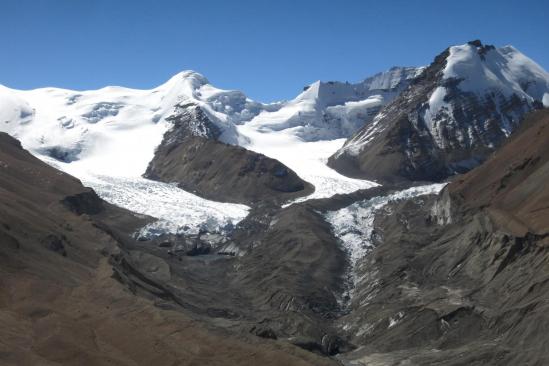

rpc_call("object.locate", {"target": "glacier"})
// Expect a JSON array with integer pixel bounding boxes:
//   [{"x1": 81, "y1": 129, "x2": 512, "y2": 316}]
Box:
[
  {"x1": 0, "y1": 67, "x2": 420, "y2": 234},
  {"x1": 324, "y1": 183, "x2": 447, "y2": 305}
]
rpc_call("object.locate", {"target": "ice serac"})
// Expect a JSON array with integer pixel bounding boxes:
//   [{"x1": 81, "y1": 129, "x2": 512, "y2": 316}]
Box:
[
  {"x1": 144, "y1": 102, "x2": 314, "y2": 205},
  {"x1": 329, "y1": 40, "x2": 549, "y2": 182}
]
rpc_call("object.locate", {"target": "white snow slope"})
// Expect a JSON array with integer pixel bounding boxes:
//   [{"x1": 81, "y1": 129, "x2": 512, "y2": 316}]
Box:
[
  {"x1": 237, "y1": 123, "x2": 378, "y2": 202},
  {"x1": 424, "y1": 43, "x2": 549, "y2": 147},
  {"x1": 0, "y1": 68, "x2": 422, "y2": 233}
]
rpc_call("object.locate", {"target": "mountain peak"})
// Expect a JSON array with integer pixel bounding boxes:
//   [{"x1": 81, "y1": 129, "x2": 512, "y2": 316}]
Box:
[
  {"x1": 329, "y1": 41, "x2": 549, "y2": 182},
  {"x1": 442, "y1": 42, "x2": 549, "y2": 102},
  {"x1": 362, "y1": 66, "x2": 425, "y2": 90},
  {"x1": 467, "y1": 39, "x2": 483, "y2": 47},
  {"x1": 162, "y1": 70, "x2": 210, "y2": 91}
]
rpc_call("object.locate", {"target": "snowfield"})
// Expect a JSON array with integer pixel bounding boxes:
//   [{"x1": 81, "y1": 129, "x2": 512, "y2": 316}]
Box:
[{"x1": 0, "y1": 75, "x2": 256, "y2": 235}]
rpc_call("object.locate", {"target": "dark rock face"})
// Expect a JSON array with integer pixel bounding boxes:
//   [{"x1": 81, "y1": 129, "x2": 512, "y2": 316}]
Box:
[
  {"x1": 61, "y1": 189, "x2": 104, "y2": 215},
  {"x1": 144, "y1": 103, "x2": 313, "y2": 205},
  {"x1": 329, "y1": 42, "x2": 545, "y2": 183},
  {"x1": 337, "y1": 109, "x2": 549, "y2": 365},
  {"x1": 251, "y1": 326, "x2": 278, "y2": 340},
  {"x1": 41, "y1": 234, "x2": 68, "y2": 256},
  {"x1": 328, "y1": 47, "x2": 451, "y2": 182}
]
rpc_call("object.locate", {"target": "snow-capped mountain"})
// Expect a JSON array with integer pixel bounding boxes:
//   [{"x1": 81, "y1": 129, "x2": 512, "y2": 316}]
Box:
[
  {"x1": 3, "y1": 39, "x2": 549, "y2": 366},
  {"x1": 243, "y1": 66, "x2": 424, "y2": 141},
  {"x1": 330, "y1": 40, "x2": 549, "y2": 182},
  {"x1": 2, "y1": 68, "x2": 419, "y2": 232},
  {"x1": 0, "y1": 70, "x2": 269, "y2": 168},
  {"x1": 2, "y1": 40, "x2": 546, "y2": 229},
  {"x1": 0, "y1": 65, "x2": 424, "y2": 207},
  {"x1": 0, "y1": 74, "x2": 265, "y2": 235},
  {"x1": 0, "y1": 66, "x2": 421, "y2": 174},
  {"x1": 142, "y1": 68, "x2": 422, "y2": 203}
]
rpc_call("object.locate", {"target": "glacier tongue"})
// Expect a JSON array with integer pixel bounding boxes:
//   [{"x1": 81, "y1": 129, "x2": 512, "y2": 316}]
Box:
[
  {"x1": 43, "y1": 156, "x2": 249, "y2": 238},
  {"x1": 324, "y1": 183, "x2": 447, "y2": 305}
]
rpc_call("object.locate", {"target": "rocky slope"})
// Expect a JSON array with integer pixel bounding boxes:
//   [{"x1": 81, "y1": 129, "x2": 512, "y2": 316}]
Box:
[
  {"x1": 0, "y1": 132, "x2": 338, "y2": 366},
  {"x1": 144, "y1": 102, "x2": 313, "y2": 205},
  {"x1": 329, "y1": 41, "x2": 549, "y2": 183},
  {"x1": 334, "y1": 109, "x2": 549, "y2": 365},
  {"x1": 447, "y1": 109, "x2": 549, "y2": 235},
  {"x1": 109, "y1": 184, "x2": 398, "y2": 358}
]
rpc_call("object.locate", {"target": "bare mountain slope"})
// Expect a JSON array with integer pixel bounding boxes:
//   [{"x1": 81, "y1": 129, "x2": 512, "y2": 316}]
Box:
[
  {"x1": 144, "y1": 103, "x2": 313, "y2": 205},
  {"x1": 0, "y1": 132, "x2": 336, "y2": 366}
]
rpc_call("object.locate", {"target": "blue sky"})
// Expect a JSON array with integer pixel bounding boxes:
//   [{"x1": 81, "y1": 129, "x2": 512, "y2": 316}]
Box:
[{"x1": 1, "y1": 0, "x2": 548, "y2": 102}]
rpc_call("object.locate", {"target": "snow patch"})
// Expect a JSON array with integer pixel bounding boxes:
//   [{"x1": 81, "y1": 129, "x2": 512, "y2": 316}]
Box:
[{"x1": 388, "y1": 311, "x2": 405, "y2": 329}]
